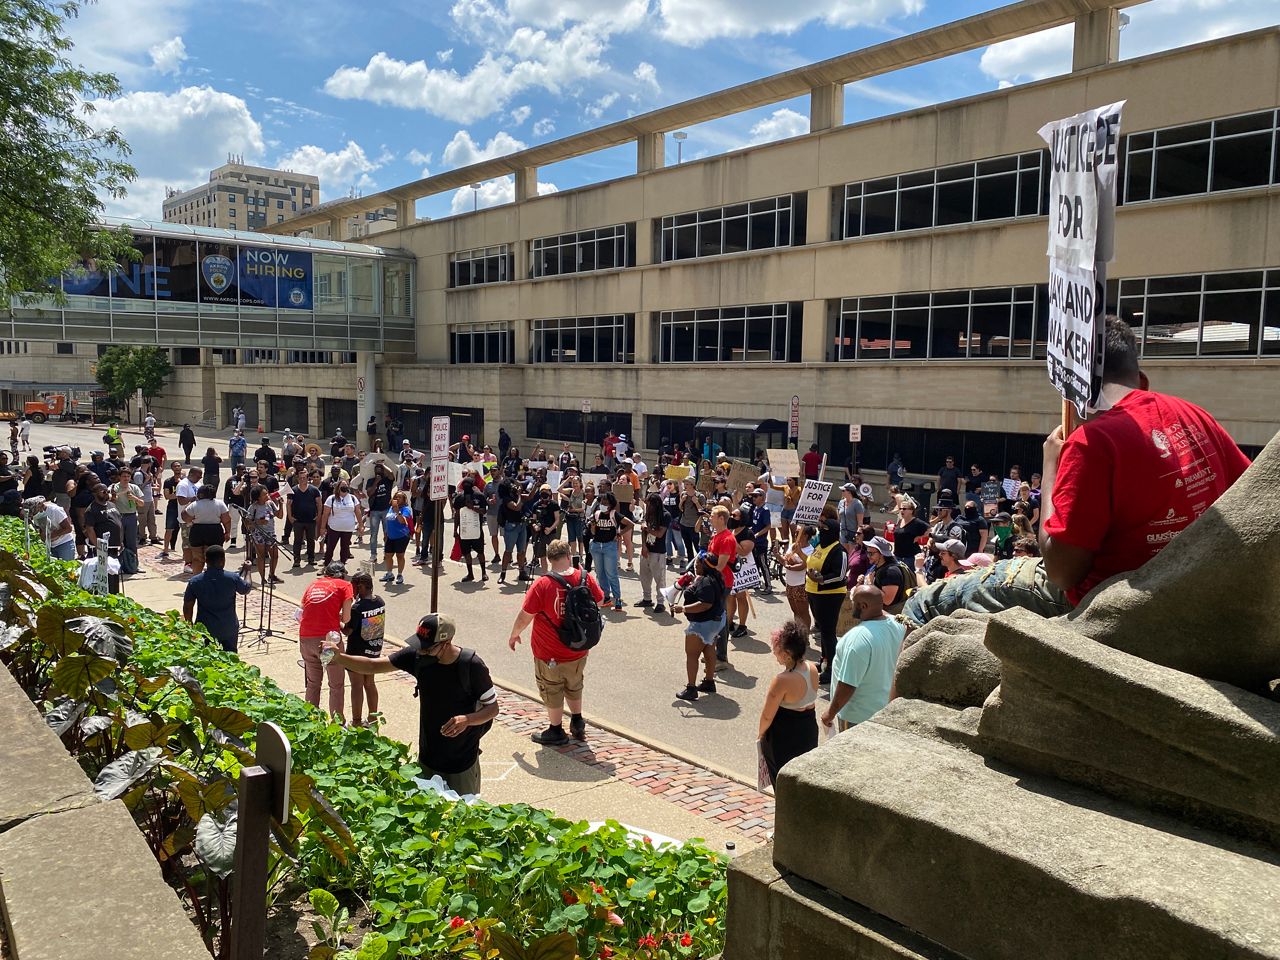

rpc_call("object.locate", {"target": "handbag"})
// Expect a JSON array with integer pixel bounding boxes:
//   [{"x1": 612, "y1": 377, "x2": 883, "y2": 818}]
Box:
[{"x1": 449, "y1": 534, "x2": 462, "y2": 562}]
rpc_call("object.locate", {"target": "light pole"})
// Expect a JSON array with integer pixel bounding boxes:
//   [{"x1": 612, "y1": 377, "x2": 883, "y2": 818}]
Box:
[
  {"x1": 673, "y1": 130, "x2": 688, "y2": 164},
  {"x1": 470, "y1": 182, "x2": 480, "y2": 212}
]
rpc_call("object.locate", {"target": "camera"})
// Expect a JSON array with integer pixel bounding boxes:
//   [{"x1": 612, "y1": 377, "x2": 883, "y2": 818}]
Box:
[{"x1": 44, "y1": 444, "x2": 81, "y2": 461}]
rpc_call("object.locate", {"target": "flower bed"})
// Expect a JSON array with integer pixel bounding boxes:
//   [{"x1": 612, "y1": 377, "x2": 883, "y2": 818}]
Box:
[{"x1": 0, "y1": 519, "x2": 727, "y2": 959}]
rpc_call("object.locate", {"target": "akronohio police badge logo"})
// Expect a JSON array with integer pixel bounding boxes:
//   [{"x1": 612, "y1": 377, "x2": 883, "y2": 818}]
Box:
[{"x1": 201, "y1": 254, "x2": 233, "y2": 295}]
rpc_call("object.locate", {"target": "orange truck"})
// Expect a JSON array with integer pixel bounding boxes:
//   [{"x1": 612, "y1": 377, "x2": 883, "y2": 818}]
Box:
[{"x1": 23, "y1": 393, "x2": 91, "y2": 423}]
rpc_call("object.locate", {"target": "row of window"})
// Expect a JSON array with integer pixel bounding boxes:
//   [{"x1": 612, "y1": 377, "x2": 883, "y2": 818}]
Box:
[
  {"x1": 525, "y1": 408, "x2": 632, "y2": 446},
  {"x1": 659, "y1": 303, "x2": 802, "y2": 364},
  {"x1": 450, "y1": 322, "x2": 515, "y2": 364},
  {"x1": 531, "y1": 315, "x2": 635, "y2": 364},
  {"x1": 443, "y1": 108, "x2": 1280, "y2": 288}
]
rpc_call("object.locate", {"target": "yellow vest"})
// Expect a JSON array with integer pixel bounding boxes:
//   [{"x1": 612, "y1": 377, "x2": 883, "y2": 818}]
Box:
[{"x1": 805, "y1": 541, "x2": 845, "y2": 595}]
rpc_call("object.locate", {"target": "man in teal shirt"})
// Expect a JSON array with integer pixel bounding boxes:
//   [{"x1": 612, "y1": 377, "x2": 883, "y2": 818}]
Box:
[{"x1": 822, "y1": 585, "x2": 906, "y2": 731}]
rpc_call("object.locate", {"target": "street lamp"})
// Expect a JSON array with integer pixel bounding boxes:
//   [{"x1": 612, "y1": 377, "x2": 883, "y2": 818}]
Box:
[
  {"x1": 470, "y1": 182, "x2": 480, "y2": 212},
  {"x1": 673, "y1": 130, "x2": 688, "y2": 164}
]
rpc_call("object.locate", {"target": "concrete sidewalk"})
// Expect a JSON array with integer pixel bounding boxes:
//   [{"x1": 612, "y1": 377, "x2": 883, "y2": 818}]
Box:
[{"x1": 122, "y1": 547, "x2": 773, "y2": 853}]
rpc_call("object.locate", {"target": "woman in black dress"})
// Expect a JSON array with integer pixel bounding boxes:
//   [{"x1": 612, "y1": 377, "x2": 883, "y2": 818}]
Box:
[{"x1": 757, "y1": 620, "x2": 820, "y2": 788}]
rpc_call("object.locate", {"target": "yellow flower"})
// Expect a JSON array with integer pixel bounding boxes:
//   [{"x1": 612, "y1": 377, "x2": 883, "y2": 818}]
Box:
[
  {"x1": 704, "y1": 916, "x2": 717, "y2": 926},
  {"x1": 625, "y1": 878, "x2": 636, "y2": 888},
  {"x1": 431, "y1": 831, "x2": 440, "y2": 841},
  {"x1": 647, "y1": 890, "x2": 656, "y2": 901}
]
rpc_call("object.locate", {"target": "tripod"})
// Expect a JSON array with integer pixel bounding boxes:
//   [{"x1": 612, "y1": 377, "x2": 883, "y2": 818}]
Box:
[{"x1": 235, "y1": 506, "x2": 293, "y2": 651}]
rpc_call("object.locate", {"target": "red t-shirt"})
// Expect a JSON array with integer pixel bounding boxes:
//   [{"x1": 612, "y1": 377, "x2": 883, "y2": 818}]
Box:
[
  {"x1": 522, "y1": 568, "x2": 605, "y2": 662},
  {"x1": 298, "y1": 576, "x2": 354, "y2": 637},
  {"x1": 1043, "y1": 389, "x2": 1249, "y2": 605},
  {"x1": 603, "y1": 438, "x2": 616, "y2": 458},
  {"x1": 708, "y1": 528, "x2": 737, "y2": 590},
  {"x1": 148, "y1": 445, "x2": 166, "y2": 464},
  {"x1": 801, "y1": 451, "x2": 822, "y2": 479}
]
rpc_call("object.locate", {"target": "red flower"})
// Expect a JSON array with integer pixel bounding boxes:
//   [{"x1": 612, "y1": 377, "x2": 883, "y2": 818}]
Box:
[
  {"x1": 680, "y1": 933, "x2": 693, "y2": 947},
  {"x1": 600, "y1": 948, "x2": 614, "y2": 959},
  {"x1": 643, "y1": 836, "x2": 653, "y2": 846},
  {"x1": 637, "y1": 934, "x2": 659, "y2": 949},
  {"x1": 449, "y1": 916, "x2": 466, "y2": 930},
  {"x1": 592, "y1": 883, "x2": 604, "y2": 895},
  {"x1": 562, "y1": 889, "x2": 579, "y2": 905}
]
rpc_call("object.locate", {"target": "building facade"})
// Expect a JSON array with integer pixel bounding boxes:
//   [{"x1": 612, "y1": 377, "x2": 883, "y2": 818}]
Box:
[{"x1": 162, "y1": 162, "x2": 319, "y2": 231}]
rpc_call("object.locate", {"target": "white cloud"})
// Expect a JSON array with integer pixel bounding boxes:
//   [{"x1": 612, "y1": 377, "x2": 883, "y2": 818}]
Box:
[
  {"x1": 748, "y1": 107, "x2": 809, "y2": 144},
  {"x1": 584, "y1": 92, "x2": 619, "y2": 120},
  {"x1": 406, "y1": 148, "x2": 433, "y2": 177},
  {"x1": 276, "y1": 140, "x2": 382, "y2": 193},
  {"x1": 633, "y1": 61, "x2": 660, "y2": 94},
  {"x1": 86, "y1": 86, "x2": 264, "y2": 218},
  {"x1": 148, "y1": 36, "x2": 187, "y2": 75},
  {"x1": 656, "y1": 0, "x2": 923, "y2": 46},
  {"x1": 65, "y1": 0, "x2": 192, "y2": 81},
  {"x1": 449, "y1": 176, "x2": 558, "y2": 214},
  {"x1": 442, "y1": 129, "x2": 528, "y2": 168},
  {"x1": 979, "y1": 0, "x2": 1280, "y2": 85},
  {"x1": 504, "y1": 0, "x2": 650, "y2": 31},
  {"x1": 324, "y1": 22, "x2": 607, "y2": 123},
  {"x1": 438, "y1": 48, "x2": 454, "y2": 63},
  {"x1": 533, "y1": 117, "x2": 556, "y2": 137},
  {"x1": 510, "y1": 104, "x2": 533, "y2": 125}
]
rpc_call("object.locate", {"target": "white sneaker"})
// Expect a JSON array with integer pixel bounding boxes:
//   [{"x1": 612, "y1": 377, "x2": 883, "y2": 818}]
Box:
[
  {"x1": 183, "y1": 565, "x2": 193, "y2": 575},
  {"x1": 395, "y1": 574, "x2": 404, "y2": 585}
]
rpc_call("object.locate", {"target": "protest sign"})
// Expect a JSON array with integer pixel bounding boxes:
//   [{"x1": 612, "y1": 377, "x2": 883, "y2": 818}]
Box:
[
  {"x1": 665, "y1": 464, "x2": 691, "y2": 483},
  {"x1": 697, "y1": 469, "x2": 715, "y2": 496},
  {"x1": 732, "y1": 553, "x2": 762, "y2": 594},
  {"x1": 792, "y1": 480, "x2": 832, "y2": 525},
  {"x1": 546, "y1": 470, "x2": 563, "y2": 491},
  {"x1": 615, "y1": 482, "x2": 634, "y2": 503},
  {"x1": 526, "y1": 460, "x2": 548, "y2": 471},
  {"x1": 447, "y1": 461, "x2": 464, "y2": 489},
  {"x1": 766, "y1": 448, "x2": 801, "y2": 478},
  {"x1": 726, "y1": 461, "x2": 760, "y2": 497}
]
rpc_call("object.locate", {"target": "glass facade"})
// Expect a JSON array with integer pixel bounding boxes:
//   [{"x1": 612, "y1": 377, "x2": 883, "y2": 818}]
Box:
[
  {"x1": 658, "y1": 303, "x2": 802, "y2": 363},
  {"x1": 5, "y1": 221, "x2": 413, "y2": 353},
  {"x1": 1117, "y1": 270, "x2": 1280, "y2": 358},
  {"x1": 449, "y1": 245, "x2": 514, "y2": 287},
  {"x1": 1123, "y1": 109, "x2": 1279, "y2": 203},
  {"x1": 450, "y1": 322, "x2": 515, "y2": 364},
  {"x1": 659, "y1": 194, "x2": 804, "y2": 263},
  {"x1": 530, "y1": 315, "x2": 635, "y2": 363},
  {"x1": 526, "y1": 408, "x2": 632, "y2": 445},
  {"x1": 531, "y1": 224, "x2": 634, "y2": 278}
]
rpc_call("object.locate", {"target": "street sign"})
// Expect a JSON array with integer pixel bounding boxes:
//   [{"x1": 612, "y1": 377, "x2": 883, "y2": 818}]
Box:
[
  {"x1": 356, "y1": 375, "x2": 366, "y2": 393},
  {"x1": 581, "y1": 399, "x2": 592, "y2": 414},
  {"x1": 792, "y1": 480, "x2": 833, "y2": 525},
  {"x1": 430, "y1": 458, "x2": 448, "y2": 502},
  {"x1": 430, "y1": 416, "x2": 450, "y2": 461},
  {"x1": 849, "y1": 424, "x2": 862, "y2": 443},
  {"x1": 789, "y1": 395, "x2": 800, "y2": 439}
]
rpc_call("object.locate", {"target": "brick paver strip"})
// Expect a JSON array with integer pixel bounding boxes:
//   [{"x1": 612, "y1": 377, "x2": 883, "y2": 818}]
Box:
[{"x1": 134, "y1": 544, "x2": 775, "y2": 843}]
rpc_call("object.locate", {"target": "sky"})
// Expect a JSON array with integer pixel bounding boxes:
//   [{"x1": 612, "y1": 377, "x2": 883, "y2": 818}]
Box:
[{"x1": 70, "y1": 0, "x2": 1279, "y2": 224}]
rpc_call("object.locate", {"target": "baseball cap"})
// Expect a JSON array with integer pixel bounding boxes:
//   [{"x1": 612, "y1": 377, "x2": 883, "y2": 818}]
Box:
[
  {"x1": 866, "y1": 536, "x2": 895, "y2": 558},
  {"x1": 619, "y1": 434, "x2": 627, "y2": 440},
  {"x1": 539, "y1": 483, "x2": 551, "y2": 492},
  {"x1": 960, "y1": 552, "x2": 995, "y2": 569},
  {"x1": 840, "y1": 482, "x2": 857, "y2": 492},
  {"x1": 402, "y1": 438, "x2": 411, "y2": 445},
  {"x1": 994, "y1": 511, "x2": 1012, "y2": 522},
  {"x1": 462, "y1": 434, "x2": 471, "y2": 441},
  {"x1": 940, "y1": 538, "x2": 966, "y2": 559},
  {"x1": 414, "y1": 613, "x2": 456, "y2": 649},
  {"x1": 935, "y1": 491, "x2": 956, "y2": 508}
]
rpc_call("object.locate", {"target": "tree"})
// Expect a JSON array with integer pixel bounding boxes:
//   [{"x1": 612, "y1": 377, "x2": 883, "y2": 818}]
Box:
[
  {"x1": 95, "y1": 346, "x2": 172, "y2": 412},
  {"x1": 0, "y1": 0, "x2": 137, "y2": 304}
]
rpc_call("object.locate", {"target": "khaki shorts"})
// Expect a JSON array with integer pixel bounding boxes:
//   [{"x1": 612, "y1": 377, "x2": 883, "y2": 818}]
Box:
[
  {"x1": 180, "y1": 521, "x2": 192, "y2": 549},
  {"x1": 533, "y1": 655, "x2": 587, "y2": 711}
]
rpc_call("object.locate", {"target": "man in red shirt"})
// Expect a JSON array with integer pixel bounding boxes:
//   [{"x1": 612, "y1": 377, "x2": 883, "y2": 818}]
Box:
[
  {"x1": 507, "y1": 539, "x2": 604, "y2": 745},
  {"x1": 298, "y1": 562, "x2": 354, "y2": 720},
  {"x1": 147, "y1": 441, "x2": 167, "y2": 470},
  {"x1": 1041, "y1": 317, "x2": 1250, "y2": 606},
  {"x1": 704, "y1": 505, "x2": 738, "y2": 669},
  {"x1": 801, "y1": 443, "x2": 823, "y2": 481},
  {"x1": 601, "y1": 431, "x2": 618, "y2": 471}
]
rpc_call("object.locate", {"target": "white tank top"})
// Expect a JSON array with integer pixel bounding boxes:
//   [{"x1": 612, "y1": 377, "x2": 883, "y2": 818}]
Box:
[{"x1": 781, "y1": 664, "x2": 818, "y2": 711}]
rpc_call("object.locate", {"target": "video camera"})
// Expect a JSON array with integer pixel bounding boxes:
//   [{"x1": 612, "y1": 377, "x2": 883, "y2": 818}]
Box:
[{"x1": 43, "y1": 443, "x2": 81, "y2": 461}]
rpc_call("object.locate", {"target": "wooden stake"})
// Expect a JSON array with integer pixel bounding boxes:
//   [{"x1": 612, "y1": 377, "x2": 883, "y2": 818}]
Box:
[
  {"x1": 229, "y1": 766, "x2": 272, "y2": 960},
  {"x1": 1062, "y1": 398, "x2": 1077, "y2": 438}
]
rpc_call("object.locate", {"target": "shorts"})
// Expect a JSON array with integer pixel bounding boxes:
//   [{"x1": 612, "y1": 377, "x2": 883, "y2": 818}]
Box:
[
  {"x1": 781, "y1": 508, "x2": 796, "y2": 521},
  {"x1": 384, "y1": 536, "x2": 409, "y2": 556},
  {"x1": 460, "y1": 537, "x2": 484, "y2": 553},
  {"x1": 534, "y1": 655, "x2": 587, "y2": 711},
  {"x1": 486, "y1": 512, "x2": 499, "y2": 536},
  {"x1": 685, "y1": 613, "x2": 726, "y2": 645},
  {"x1": 502, "y1": 521, "x2": 528, "y2": 553},
  {"x1": 180, "y1": 522, "x2": 192, "y2": 549}
]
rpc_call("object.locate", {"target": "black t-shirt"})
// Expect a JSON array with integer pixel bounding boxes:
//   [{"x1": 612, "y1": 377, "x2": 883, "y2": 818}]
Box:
[
  {"x1": 163, "y1": 476, "x2": 181, "y2": 509},
  {"x1": 893, "y1": 517, "x2": 929, "y2": 561},
  {"x1": 957, "y1": 514, "x2": 989, "y2": 556},
  {"x1": 345, "y1": 596, "x2": 386, "y2": 658},
  {"x1": 872, "y1": 560, "x2": 906, "y2": 595},
  {"x1": 86, "y1": 501, "x2": 124, "y2": 543},
  {"x1": 387, "y1": 646, "x2": 494, "y2": 774},
  {"x1": 591, "y1": 508, "x2": 618, "y2": 543},
  {"x1": 254, "y1": 474, "x2": 280, "y2": 495},
  {"x1": 938, "y1": 467, "x2": 961, "y2": 495},
  {"x1": 367, "y1": 477, "x2": 392, "y2": 511},
  {"x1": 290, "y1": 485, "x2": 321, "y2": 522},
  {"x1": 0, "y1": 473, "x2": 18, "y2": 496},
  {"x1": 534, "y1": 499, "x2": 559, "y2": 535},
  {"x1": 662, "y1": 491, "x2": 680, "y2": 520},
  {"x1": 499, "y1": 481, "x2": 524, "y2": 525},
  {"x1": 684, "y1": 573, "x2": 724, "y2": 622}
]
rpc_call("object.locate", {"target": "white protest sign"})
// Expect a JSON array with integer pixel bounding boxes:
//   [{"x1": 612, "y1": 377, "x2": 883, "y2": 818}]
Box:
[
  {"x1": 447, "y1": 461, "x2": 464, "y2": 489},
  {"x1": 430, "y1": 459, "x2": 448, "y2": 501},
  {"x1": 792, "y1": 480, "x2": 832, "y2": 525},
  {"x1": 1046, "y1": 260, "x2": 1104, "y2": 419},
  {"x1": 527, "y1": 460, "x2": 549, "y2": 471},
  {"x1": 732, "y1": 553, "x2": 762, "y2": 594},
  {"x1": 546, "y1": 470, "x2": 563, "y2": 491},
  {"x1": 430, "y1": 416, "x2": 450, "y2": 461},
  {"x1": 766, "y1": 448, "x2": 801, "y2": 478}
]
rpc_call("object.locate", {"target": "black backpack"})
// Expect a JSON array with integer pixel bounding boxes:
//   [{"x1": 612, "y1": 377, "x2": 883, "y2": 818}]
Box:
[
  {"x1": 546, "y1": 572, "x2": 604, "y2": 652},
  {"x1": 412, "y1": 648, "x2": 494, "y2": 736}
]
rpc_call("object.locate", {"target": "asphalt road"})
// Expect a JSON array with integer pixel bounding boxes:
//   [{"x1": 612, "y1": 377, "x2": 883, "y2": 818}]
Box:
[{"x1": 24, "y1": 419, "x2": 807, "y2": 782}]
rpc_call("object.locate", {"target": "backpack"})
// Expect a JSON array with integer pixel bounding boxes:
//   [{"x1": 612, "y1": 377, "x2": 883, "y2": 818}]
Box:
[
  {"x1": 411, "y1": 648, "x2": 493, "y2": 736},
  {"x1": 546, "y1": 572, "x2": 604, "y2": 652},
  {"x1": 883, "y1": 560, "x2": 918, "y2": 616}
]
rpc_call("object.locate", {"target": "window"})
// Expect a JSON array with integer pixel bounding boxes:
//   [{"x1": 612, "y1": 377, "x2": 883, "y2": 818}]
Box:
[
  {"x1": 277, "y1": 215, "x2": 284, "y2": 223},
  {"x1": 645, "y1": 415, "x2": 701, "y2": 450},
  {"x1": 217, "y1": 349, "x2": 238, "y2": 364},
  {"x1": 96, "y1": 344, "x2": 111, "y2": 358},
  {"x1": 530, "y1": 224, "x2": 634, "y2": 278},
  {"x1": 450, "y1": 322, "x2": 514, "y2": 364},
  {"x1": 229, "y1": 208, "x2": 236, "y2": 218},
  {"x1": 55, "y1": 342, "x2": 74, "y2": 355},
  {"x1": 839, "y1": 423, "x2": 1047, "y2": 487},
  {"x1": 292, "y1": 202, "x2": 297, "y2": 212},
  {"x1": 285, "y1": 351, "x2": 334, "y2": 364},
  {"x1": 1, "y1": 342, "x2": 29, "y2": 355},
  {"x1": 526, "y1": 408, "x2": 631, "y2": 444},
  {"x1": 659, "y1": 303, "x2": 801, "y2": 363},
  {"x1": 840, "y1": 150, "x2": 1047, "y2": 239},
  {"x1": 276, "y1": 200, "x2": 284, "y2": 209},
  {"x1": 658, "y1": 194, "x2": 803, "y2": 263},
  {"x1": 243, "y1": 349, "x2": 280, "y2": 364},
  {"x1": 449, "y1": 245, "x2": 514, "y2": 288},
  {"x1": 228, "y1": 194, "x2": 236, "y2": 202},
  {"x1": 530, "y1": 315, "x2": 634, "y2": 363},
  {"x1": 1119, "y1": 270, "x2": 1280, "y2": 358},
  {"x1": 1123, "y1": 109, "x2": 1278, "y2": 204}
]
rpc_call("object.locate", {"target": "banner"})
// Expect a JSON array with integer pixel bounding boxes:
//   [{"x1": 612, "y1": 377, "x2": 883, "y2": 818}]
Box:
[
  {"x1": 731, "y1": 553, "x2": 762, "y2": 594},
  {"x1": 792, "y1": 480, "x2": 832, "y2": 525},
  {"x1": 1038, "y1": 100, "x2": 1125, "y2": 417},
  {"x1": 237, "y1": 246, "x2": 313, "y2": 310},
  {"x1": 198, "y1": 241, "x2": 240, "y2": 305}
]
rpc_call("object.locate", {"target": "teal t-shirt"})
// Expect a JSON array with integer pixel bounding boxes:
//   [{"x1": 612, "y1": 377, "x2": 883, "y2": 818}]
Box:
[{"x1": 832, "y1": 617, "x2": 906, "y2": 725}]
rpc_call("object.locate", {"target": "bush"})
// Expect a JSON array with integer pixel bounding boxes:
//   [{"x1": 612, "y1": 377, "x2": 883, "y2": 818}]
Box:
[{"x1": 0, "y1": 519, "x2": 727, "y2": 959}]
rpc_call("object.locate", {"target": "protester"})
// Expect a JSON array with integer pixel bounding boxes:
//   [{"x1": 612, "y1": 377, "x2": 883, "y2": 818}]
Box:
[
  {"x1": 159, "y1": 461, "x2": 183, "y2": 559},
  {"x1": 900, "y1": 555, "x2": 1069, "y2": 630},
  {"x1": 1040, "y1": 316, "x2": 1250, "y2": 605},
  {"x1": 704, "y1": 504, "x2": 738, "y2": 669},
  {"x1": 319, "y1": 478, "x2": 361, "y2": 565},
  {"x1": 837, "y1": 483, "x2": 865, "y2": 550},
  {"x1": 201, "y1": 447, "x2": 222, "y2": 487},
  {"x1": 326, "y1": 614, "x2": 498, "y2": 794},
  {"x1": 821, "y1": 585, "x2": 906, "y2": 732},
  {"x1": 298, "y1": 562, "x2": 353, "y2": 721},
  {"x1": 365, "y1": 462, "x2": 394, "y2": 562},
  {"x1": 757, "y1": 620, "x2": 820, "y2": 787},
  {"x1": 805, "y1": 510, "x2": 848, "y2": 685},
  {"x1": 381, "y1": 490, "x2": 412, "y2": 585},
  {"x1": 891, "y1": 498, "x2": 929, "y2": 577},
  {"x1": 452, "y1": 476, "x2": 490, "y2": 583},
  {"x1": 343, "y1": 571, "x2": 386, "y2": 727},
  {"x1": 287, "y1": 469, "x2": 321, "y2": 567},
  {"x1": 39, "y1": 497, "x2": 77, "y2": 561},
  {"x1": 859, "y1": 535, "x2": 905, "y2": 613},
  {"x1": 728, "y1": 505, "x2": 757, "y2": 638},
  {"x1": 83, "y1": 483, "x2": 125, "y2": 558},
  {"x1": 672, "y1": 553, "x2": 727, "y2": 701},
  {"x1": 588, "y1": 492, "x2": 623, "y2": 609},
  {"x1": 529, "y1": 483, "x2": 561, "y2": 575},
  {"x1": 182, "y1": 546, "x2": 252, "y2": 652},
  {"x1": 109, "y1": 465, "x2": 143, "y2": 573},
  {"x1": 177, "y1": 466, "x2": 202, "y2": 575},
  {"x1": 245, "y1": 484, "x2": 283, "y2": 584},
  {"x1": 937, "y1": 456, "x2": 961, "y2": 499},
  {"x1": 636, "y1": 493, "x2": 668, "y2": 611},
  {"x1": 779, "y1": 524, "x2": 813, "y2": 630},
  {"x1": 182, "y1": 484, "x2": 231, "y2": 575}
]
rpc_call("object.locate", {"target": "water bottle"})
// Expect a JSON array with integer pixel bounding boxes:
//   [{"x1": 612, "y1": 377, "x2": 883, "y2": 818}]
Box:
[{"x1": 320, "y1": 629, "x2": 341, "y2": 666}]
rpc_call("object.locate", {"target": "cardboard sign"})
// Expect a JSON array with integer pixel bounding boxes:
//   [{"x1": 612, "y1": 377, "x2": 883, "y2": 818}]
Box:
[
  {"x1": 614, "y1": 482, "x2": 634, "y2": 503},
  {"x1": 792, "y1": 479, "x2": 832, "y2": 525},
  {"x1": 697, "y1": 470, "x2": 715, "y2": 496},
  {"x1": 726, "y1": 461, "x2": 760, "y2": 497},
  {"x1": 766, "y1": 448, "x2": 800, "y2": 478},
  {"x1": 664, "y1": 464, "x2": 691, "y2": 482},
  {"x1": 732, "y1": 553, "x2": 762, "y2": 594}
]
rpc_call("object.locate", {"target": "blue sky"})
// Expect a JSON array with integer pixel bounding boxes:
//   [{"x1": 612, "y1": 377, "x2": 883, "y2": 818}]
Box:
[{"x1": 72, "y1": 0, "x2": 1278, "y2": 224}]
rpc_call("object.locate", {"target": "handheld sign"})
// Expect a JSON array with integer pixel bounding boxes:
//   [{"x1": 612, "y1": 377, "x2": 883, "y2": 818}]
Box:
[
  {"x1": 726, "y1": 461, "x2": 759, "y2": 498},
  {"x1": 792, "y1": 480, "x2": 832, "y2": 525},
  {"x1": 731, "y1": 554, "x2": 762, "y2": 594},
  {"x1": 1038, "y1": 100, "x2": 1125, "y2": 420},
  {"x1": 766, "y1": 448, "x2": 801, "y2": 479},
  {"x1": 665, "y1": 464, "x2": 691, "y2": 483}
]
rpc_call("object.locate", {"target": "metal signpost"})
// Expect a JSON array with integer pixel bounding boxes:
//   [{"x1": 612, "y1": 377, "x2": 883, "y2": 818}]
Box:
[
  {"x1": 580, "y1": 399, "x2": 592, "y2": 465},
  {"x1": 848, "y1": 424, "x2": 862, "y2": 474},
  {"x1": 430, "y1": 416, "x2": 450, "y2": 613},
  {"x1": 789, "y1": 395, "x2": 800, "y2": 447}
]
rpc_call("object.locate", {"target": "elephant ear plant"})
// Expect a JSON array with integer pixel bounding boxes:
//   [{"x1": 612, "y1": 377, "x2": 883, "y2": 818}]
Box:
[{"x1": 0, "y1": 546, "x2": 356, "y2": 960}]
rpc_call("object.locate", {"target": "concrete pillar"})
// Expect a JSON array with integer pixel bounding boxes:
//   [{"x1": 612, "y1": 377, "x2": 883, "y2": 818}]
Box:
[
  {"x1": 637, "y1": 132, "x2": 666, "y2": 174},
  {"x1": 514, "y1": 166, "x2": 538, "y2": 203},
  {"x1": 805, "y1": 186, "x2": 832, "y2": 245},
  {"x1": 514, "y1": 318, "x2": 530, "y2": 364},
  {"x1": 634, "y1": 311, "x2": 654, "y2": 364},
  {"x1": 809, "y1": 83, "x2": 844, "y2": 134},
  {"x1": 395, "y1": 198, "x2": 416, "y2": 228},
  {"x1": 1072, "y1": 8, "x2": 1121, "y2": 71},
  {"x1": 801, "y1": 300, "x2": 828, "y2": 363},
  {"x1": 307, "y1": 395, "x2": 320, "y2": 438},
  {"x1": 355, "y1": 351, "x2": 378, "y2": 430},
  {"x1": 635, "y1": 218, "x2": 655, "y2": 266},
  {"x1": 328, "y1": 216, "x2": 344, "y2": 241}
]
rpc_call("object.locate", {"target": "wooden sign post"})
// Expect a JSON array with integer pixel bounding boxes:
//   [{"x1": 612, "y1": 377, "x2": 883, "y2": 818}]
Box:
[{"x1": 230, "y1": 722, "x2": 291, "y2": 960}]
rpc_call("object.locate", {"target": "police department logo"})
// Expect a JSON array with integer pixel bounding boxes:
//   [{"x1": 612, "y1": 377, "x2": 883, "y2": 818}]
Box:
[
  {"x1": 289, "y1": 287, "x2": 305, "y2": 306},
  {"x1": 201, "y1": 254, "x2": 233, "y2": 295}
]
